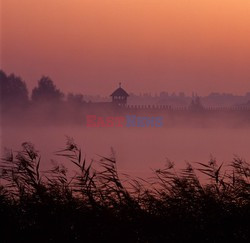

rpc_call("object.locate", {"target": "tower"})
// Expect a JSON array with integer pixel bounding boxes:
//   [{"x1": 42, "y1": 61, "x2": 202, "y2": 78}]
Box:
[{"x1": 110, "y1": 83, "x2": 129, "y2": 106}]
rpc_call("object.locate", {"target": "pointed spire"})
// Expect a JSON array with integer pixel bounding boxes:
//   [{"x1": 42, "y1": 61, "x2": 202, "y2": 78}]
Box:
[{"x1": 119, "y1": 82, "x2": 121, "y2": 88}]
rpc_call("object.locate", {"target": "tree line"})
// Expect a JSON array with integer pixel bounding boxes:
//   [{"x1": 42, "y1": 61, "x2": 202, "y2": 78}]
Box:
[{"x1": 0, "y1": 70, "x2": 85, "y2": 112}]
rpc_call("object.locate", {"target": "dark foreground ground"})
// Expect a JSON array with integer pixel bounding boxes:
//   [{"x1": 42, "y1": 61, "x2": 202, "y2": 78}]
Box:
[{"x1": 1, "y1": 140, "x2": 250, "y2": 242}]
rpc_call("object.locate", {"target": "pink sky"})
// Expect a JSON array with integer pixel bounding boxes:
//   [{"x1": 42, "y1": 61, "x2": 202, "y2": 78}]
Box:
[{"x1": 1, "y1": 0, "x2": 250, "y2": 95}]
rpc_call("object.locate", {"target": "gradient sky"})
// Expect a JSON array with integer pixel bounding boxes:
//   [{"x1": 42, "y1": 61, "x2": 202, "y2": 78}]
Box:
[{"x1": 1, "y1": 0, "x2": 250, "y2": 95}]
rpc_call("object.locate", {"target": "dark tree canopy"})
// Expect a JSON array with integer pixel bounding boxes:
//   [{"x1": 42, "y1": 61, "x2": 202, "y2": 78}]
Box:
[
  {"x1": 67, "y1": 93, "x2": 85, "y2": 106},
  {"x1": 0, "y1": 70, "x2": 29, "y2": 107},
  {"x1": 31, "y1": 76, "x2": 64, "y2": 103}
]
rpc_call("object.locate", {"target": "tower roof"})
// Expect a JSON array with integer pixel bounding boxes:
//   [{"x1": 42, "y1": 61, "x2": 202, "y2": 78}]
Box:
[{"x1": 110, "y1": 83, "x2": 129, "y2": 97}]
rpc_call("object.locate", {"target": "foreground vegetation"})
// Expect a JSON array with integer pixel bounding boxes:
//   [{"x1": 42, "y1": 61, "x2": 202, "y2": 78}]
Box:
[{"x1": 1, "y1": 139, "x2": 250, "y2": 242}]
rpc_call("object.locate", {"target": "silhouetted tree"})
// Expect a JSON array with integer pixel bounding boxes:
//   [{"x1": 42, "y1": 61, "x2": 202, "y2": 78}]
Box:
[
  {"x1": 189, "y1": 95, "x2": 204, "y2": 111},
  {"x1": 67, "y1": 93, "x2": 86, "y2": 106},
  {"x1": 31, "y1": 76, "x2": 64, "y2": 103},
  {"x1": 0, "y1": 70, "x2": 29, "y2": 109}
]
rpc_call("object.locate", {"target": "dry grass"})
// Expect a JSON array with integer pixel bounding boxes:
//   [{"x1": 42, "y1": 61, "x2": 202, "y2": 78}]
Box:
[{"x1": 0, "y1": 139, "x2": 250, "y2": 242}]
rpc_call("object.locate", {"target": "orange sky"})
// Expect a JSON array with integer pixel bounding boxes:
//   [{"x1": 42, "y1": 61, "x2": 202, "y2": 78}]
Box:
[{"x1": 1, "y1": 0, "x2": 250, "y2": 95}]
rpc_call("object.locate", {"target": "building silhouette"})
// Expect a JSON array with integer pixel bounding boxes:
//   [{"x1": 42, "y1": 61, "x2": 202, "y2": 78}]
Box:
[{"x1": 110, "y1": 83, "x2": 129, "y2": 106}]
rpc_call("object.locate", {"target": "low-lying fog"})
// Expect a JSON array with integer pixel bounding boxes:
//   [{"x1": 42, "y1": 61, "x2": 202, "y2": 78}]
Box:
[{"x1": 1, "y1": 124, "x2": 250, "y2": 178}]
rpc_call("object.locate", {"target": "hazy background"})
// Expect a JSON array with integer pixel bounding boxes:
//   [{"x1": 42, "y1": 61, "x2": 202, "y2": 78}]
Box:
[
  {"x1": 1, "y1": 0, "x2": 250, "y2": 177},
  {"x1": 1, "y1": 0, "x2": 250, "y2": 95}
]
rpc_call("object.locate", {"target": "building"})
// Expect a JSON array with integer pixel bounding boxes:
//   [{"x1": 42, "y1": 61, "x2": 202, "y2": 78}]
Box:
[{"x1": 110, "y1": 83, "x2": 129, "y2": 106}]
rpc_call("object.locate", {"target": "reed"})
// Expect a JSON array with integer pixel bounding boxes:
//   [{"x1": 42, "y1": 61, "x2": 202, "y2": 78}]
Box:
[{"x1": 0, "y1": 139, "x2": 250, "y2": 242}]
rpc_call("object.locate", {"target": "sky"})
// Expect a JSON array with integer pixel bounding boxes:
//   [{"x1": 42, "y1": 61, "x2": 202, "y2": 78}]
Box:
[{"x1": 1, "y1": 0, "x2": 250, "y2": 96}]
